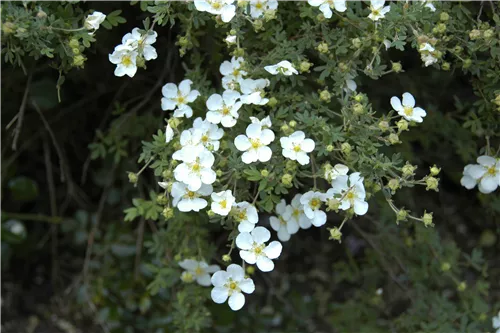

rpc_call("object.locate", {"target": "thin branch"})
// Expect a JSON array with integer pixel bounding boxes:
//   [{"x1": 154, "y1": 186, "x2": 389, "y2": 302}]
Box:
[
  {"x1": 10, "y1": 72, "x2": 33, "y2": 150},
  {"x1": 44, "y1": 136, "x2": 59, "y2": 288}
]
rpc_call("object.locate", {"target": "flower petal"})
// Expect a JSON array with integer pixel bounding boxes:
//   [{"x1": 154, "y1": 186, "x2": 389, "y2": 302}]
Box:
[
  {"x1": 236, "y1": 232, "x2": 253, "y2": 250},
  {"x1": 211, "y1": 286, "x2": 229, "y2": 303},
  {"x1": 251, "y1": 226, "x2": 271, "y2": 243},
  {"x1": 263, "y1": 240, "x2": 282, "y2": 259},
  {"x1": 211, "y1": 271, "x2": 229, "y2": 287},
  {"x1": 227, "y1": 264, "x2": 245, "y2": 281},
  {"x1": 390, "y1": 96, "x2": 403, "y2": 112},
  {"x1": 256, "y1": 256, "x2": 275, "y2": 272},
  {"x1": 402, "y1": 92, "x2": 415, "y2": 108},
  {"x1": 228, "y1": 292, "x2": 245, "y2": 311}
]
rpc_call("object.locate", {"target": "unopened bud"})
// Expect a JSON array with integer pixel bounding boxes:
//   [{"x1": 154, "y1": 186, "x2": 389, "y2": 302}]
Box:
[
  {"x1": 222, "y1": 254, "x2": 231, "y2": 262},
  {"x1": 425, "y1": 176, "x2": 439, "y2": 191},
  {"x1": 353, "y1": 103, "x2": 364, "y2": 115},
  {"x1": 317, "y1": 42, "x2": 329, "y2": 54},
  {"x1": 181, "y1": 271, "x2": 194, "y2": 283},
  {"x1": 391, "y1": 62, "x2": 402, "y2": 73},
  {"x1": 128, "y1": 172, "x2": 138, "y2": 184},
  {"x1": 388, "y1": 133, "x2": 400, "y2": 145},
  {"x1": 162, "y1": 207, "x2": 174, "y2": 219},
  {"x1": 326, "y1": 145, "x2": 334, "y2": 152},
  {"x1": 378, "y1": 121, "x2": 390, "y2": 132},
  {"x1": 397, "y1": 209, "x2": 408, "y2": 222},
  {"x1": 422, "y1": 211, "x2": 434, "y2": 227},
  {"x1": 397, "y1": 119, "x2": 409, "y2": 131},
  {"x1": 388, "y1": 178, "x2": 400, "y2": 192},
  {"x1": 288, "y1": 120, "x2": 297, "y2": 128},
  {"x1": 441, "y1": 262, "x2": 451, "y2": 272},
  {"x1": 328, "y1": 227, "x2": 342, "y2": 242},
  {"x1": 281, "y1": 174, "x2": 293, "y2": 186},
  {"x1": 341, "y1": 142, "x2": 352, "y2": 155},
  {"x1": 246, "y1": 266, "x2": 255, "y2": 275},
  {"x1": 268, "y1": 97, "x2": 278, "y2": 107},
  {"x1": 320, "y1": 89, "x2": 331, "y2": 102},
  {"x1": 430, "y1": 165, "x2": 441, "y2": 176},
  {"x1": 260, "y1": 169, "x2": 269, "y2": 177},
  {"x1": 299, "y1": 61, "x2": 312, "y2": 73},
  {"x1": 402, "y1": 163, "x2": 416, "y2": 177}
]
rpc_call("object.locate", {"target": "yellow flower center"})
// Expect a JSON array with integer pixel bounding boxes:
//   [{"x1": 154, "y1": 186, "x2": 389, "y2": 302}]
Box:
[
  {"x1": 220, "y1": 199, "x2": 227, "y2": 209},
  {"x1": 346, "y1": 191, "x2": 355, "y2": 200},
  {"x1": 121, "y1": 55, "x2": 132, "y2": 66},
  {"x1": 292, "y1": 209, "x2": 300, "y2": 217},
  {"x1": 195, "y1": 267, "x2": 203, "y2": 275},
  {"x1": 254, "y1": 244, "x2": 265, "y2": 255},
  {"x1": 229, "y1": 281, "x2": 237, "y2": 290},
  {"x1": 232, "y1": 69, "x2": 240, "y2": 76},
  {"x1": 201, "y1": 135, "x2": 209, "y2": 143},
  {"x1": 222, "y1": 106, "x2": 230, "y2": 115},
  {"x1": 192, "y1": 163, "x2": 201, "y2": 172},
  {"x1": 250, "y1": 139, "x2": 261, "y2": 149},
  {"x1": 238, "y1": 211, "x2": 247, "y2": 220},
  {"x1": 372, "y1": 9, "x2": 380, "y2": 16},
  {"x1": 403, "y1": 106, "x2": 414, "y2": 116},
  {"x1": 310, "y1": 198, "x2": 321, "y2": 209},
  {"x1": 187, "y1": 191, "x2": 195, "y2": 199},
  {"x1": 255, "y1": 2, "x2": 263, "y2": 9},
  {"x1": 293, "y1": 145, "x2": 301, "y2": 152},
  {"x1": 177, "y1": 95, "x2": 186, "y2": 104},
  {"x1": 487, "y1": 167, "x2": 497, "y2": 175},
  {"x1": 279, "y1": 217, "x2": 286, "y2": 225}
]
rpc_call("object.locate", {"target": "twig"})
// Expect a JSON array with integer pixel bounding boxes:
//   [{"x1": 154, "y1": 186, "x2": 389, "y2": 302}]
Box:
[
  {"x1": 1, "y1": 212, "x2": 63, "y2": 224},
  {"x1": 10, "y1": 72, "x2": 33, "y2": 150},
  {"x1": 134, "y1": 217, "x2": 146, "y2": 280},
  {"x1": 43, "y1": 136, "x2": 59, "y2": 289}
]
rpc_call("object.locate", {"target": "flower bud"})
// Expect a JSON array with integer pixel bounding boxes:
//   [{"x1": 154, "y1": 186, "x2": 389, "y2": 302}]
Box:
[
  {"x1": 453, "y1": 45, "x2": 463, "y2": 54},
  {"x1": 157, "y1": 194, "x2": 168, "y2": 205},
  {"x1": 353, "y1": 103, "x2": 364, "y2": 115},
  {"x1": 494, "y1": 93, "x2": 500, "y2": 106},
  {"x1": 397, "y1": 119, "x2": 409, "y2": 132},
  {"x1": 388, "y1": 133, "x2": 400, "y2": 145},
  {"x1": 396, "y1": 209, "x2": 408, "y2": 222},
  {"x1": 299, "y1": 61, "x2": 312, "y2": 73},
  {"x1": 268, "y1": 97, "x2": 278, "y2": 107},
  {"x1": 320, "y1": 89, "x2": 331, "y2": 102},
  {"x1": 326, "y1": 145, "x2": 334, "y2": 152},
  {"x1": 316, "y1": 13, "x2": 325, "y2": 22},
  {"x1": 425, "y1": 177, "x2": 439, "y2": 191},
  {"x1": 281, "y1": 173, "x2": 293, "y2": 186},
  {"x1": 260, "y1": 169, "x2": 269, "y2": 177},
  {"x1": 230, "y1": 29, "x2": 237, "y2": 35},
  {"x1": 162, "y1": 207, "x2": 174, "y2": 219},
  {"x1": 253, "y1": 19, "x2": 263, "y2": 31},
  {"x1": 338, "y1": 62, "x2": 348, "y2": 72},
  {"x1": 457, "y1": 281, "x2": 467, "y2": 292},
  {"x1": 288, "y1": 120, "x2": 297, "y2": 128},
  {"x1": 72, "y1": 47, "x2": 80, "y2": 55},
  {"x1": 136, "y1": 56, "x2": 146, "y2": 68},
  {"x1": 207, "y1": 210, "x2": 215, "y2": 217},
  {"x1": 222, "y1": 254, "x2": 231, "y2": 262},
  {"x1": 440, "y1": 262, "x2": 451, "y2": 272},
  {"x1": 352, "y1": 38, "x2": 362, "y2": 48},
  {"x1": 168, "y1": 117, "x2": 181, "y2": 129},
  {"x1": 69, "y1": 38, "x2": 79, "y2": 49},
  {"x1": 440, "y1": 12, "x2": 449, "y2": 21},
  {"x1": 483, "y1": 29, "x2": 494, "y2": 40},
  {"x1": 246, "y1": 266, "x2": 255, "y2": 275},
  {"x1": 388, "y1": 178, "x2": 400, "y2": 192},
  {"x1": 237, "y1": 0, "x2": 248, "y2": 7},
  {"x1": 391, "y1": 62, "x2": 403, "y2": 73},
  {"x1": 280, "y1": 124, "x2": 290, "y2": 132},
  {"x1": 285, "y1": 160, "x2": 296, "y2": 171},
  {"x1": 378, "y1": 120, "x2": 390, "y2": 132},
  {"x1": 317, "y1": 42, "x2": 329, "y2": 54},
  {"x1": 178, "y1": 36, "x2": 189, "y2": 47},
  {"x1": 402, "y1": 163, "x2": 416, "y2": 177},
  {"x1": 463, "y1": 58, "x2": 472, "y2": 69},
  {"x1": 37, "y1": 8, "x2": 47, "y2": 19},
  {"x1": 216, "y1": 169, "x2": 223, "y2": 177},
  {"x1": 429, "y1": 165, "x2": 441, "y2": 176},
  {"x1": 328, "y1": 227, "x2": 342, "y2": 242},
  {"x1": 181, "y1": 271, "x2": 194, "y2": 283},
  {"x1": 2, "y1": 22, "x2": 16, "y2": 35},
  {"x1": 354, "y1": 93, "x2": 366, "y2": 103},
  {"x1": 73, "y1": 55, "x2": 85, "y2": 66},
  {"x1": 233, "y1": 48, "x2": 245, "y2": 57},
  {"x1": 441, "y1": 62, "x2": 451, "y2": 71},
  {"x1": 469, "y1": 29, "x2": 481, "y2": 40},
  {"x1": 422, "y1": 211, "x2": 434, "y2": 227},
  {"x1": 372, "y1": 183, "x2": 381, "y2": 193},
  {"x1": 341, "y1": 142, "x2": 352, "y2": 155},
  {"x1": 326, "y1": 198, "x2": 340, "y2": 211},
  {"x1": 128, "y1": 172, "x2": 138, "y2": 184}
]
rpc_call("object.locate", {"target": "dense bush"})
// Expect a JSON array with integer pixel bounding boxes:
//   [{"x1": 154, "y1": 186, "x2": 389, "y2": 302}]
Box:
[{"x1": 1, "y1": 1, "x2": 500, "y2": 332}]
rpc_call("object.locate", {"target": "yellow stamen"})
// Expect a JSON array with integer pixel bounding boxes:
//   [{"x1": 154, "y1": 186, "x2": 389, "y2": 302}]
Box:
[
  {"x1": 293, "y1": 145, "x2": 301, "y2": 152},
  {"x1": 187, "y1": 191, "x2": 195, "y2": 199},
  {"x1": 488, "y1": 167, "x2": 497, "y2": 175},
  {"x1": 250, "y1": 139, "x2": 261, "y2": 149},
  {"x1": 195, "y1": 267, "x2": 203, "y2": 275},
  {"x1": 222, "y1": 106, "x2": 230, "y2": 115},
  {"x1": 201, "y1": 135, "x2": 209, "y2": 143},
  {"x1": 310, "y1": 198, "x2": 320, "y2": 209},
  {"x1": 220, "y1": 199, "x2": 227, "y2": 209},
  {"x1": 403, "y1": 106, "x2": 413, "y2": 116},
  {"x1": 121, "y1": 56, "x2": 132, "y2": 66}
]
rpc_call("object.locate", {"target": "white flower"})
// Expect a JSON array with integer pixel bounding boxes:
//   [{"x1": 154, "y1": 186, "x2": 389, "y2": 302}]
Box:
[
  {"x1": 220, "y1": 57, "x2": 247, "y2": 90},
  {"x1": 390, "y1": 92, "x2": 427, "y2": 123},
  {"x1": 174, "y1": 145, "x2": 216, "y2": 191},
  {"x1": 225, "y1": 34, "x2": 237, "y2": 44},
  {"x1": 250, "y1": 115, "x2": 272, "y2": 129},
  {"x1": 300, "y1": 191, "x2": 328, "y2": 227},
  {"x1": 236, "y1": 226, "x2": 283, "y2": 272},
  {"x1": 368, "y1": 0, "x2": 390, "y2": 21},
  {"x1": 246, "y1": 0, "x2": 278, "y2": 19},
  {"x1": 193, "y1": 117, "x2": 224, "y2": 151},
  {"x1": 419, "y1": 43, "x2": 438, "y2": 67},
  {"x1": 286, "y1": 194, "x2": 312, "y2": 229},
  {"x1": 172, "y1": 128, "x2": 204, "y2": 161},
  {"x1": 210, "y1": 264, "x2": 255, "y2": 311},
  {"x1": 161, "y1": 79, "x2": 200, "y2": 118},
  {"x1": 280, "y1": 131, "x2": 315, "y2": 165},
  {"x1": 383, "y1": 39, "x2": 392, "y2": 50},
  {"x1": 234, "y1": 123, "x2": 275, "y2": 164},
  {"x1": 194, "y1": 0, "x2": 236, "y2": 23},
  {"x1": 345, "y1": 78, "x2": 357, "y2": 93},
  {"x1": 423, "y1": 0, "x2": 436, "y2": 12},
  {"x1": 460, "y1": 164, "x2": 478, "y2": 190},
  {"x1": 325, "y1": 163, "x2": 349, "y2": 182},
  {"x1": 234, "y1": 201, "x2": 259, "y2": 232},
  {"x1": 84, "y1": 11, "x2": 106, "y2": 30},
  {"x1": 328, "y1": 172, "x2": 369, "y2": 215},
  {"x1": 206, "y1": 90, "x2": 242, "y2": 128},
  {"x1": 121, "y1": 28, "x2": 158, "y2": 61},
  {"x1": 270, "y1": 199, "x2": 299, "y2": 242},
  {"x1": 463, "y1": 156, "x2": 500, "y2": 194},
  {"x1": 211, "y1": 190, "x2": 236, "y2": 216},
  {"x1": 307, "y1": 0, "x2": 346, "y2": 18},
  {"x1": 171, "y1": 182, "x2": 213, "y2": 212},
  {"x1": 165, "y1": 124, "x2": 174, "y2": 143},
  {"x1": 179, "y1": 259, "x2": 220, "y2": 286},
  {"x1": 493, "y1": 310, "x2": 500, "y2": 332},
  {"x1": 264, "y1": 60, "x2": 298, "y2": 76},
  {"x1": 239, "y1": 78, "x2": 270, "y2": 105},
  {"x1": 108, "y1": 46, "x2": 138, "y2": 78}
]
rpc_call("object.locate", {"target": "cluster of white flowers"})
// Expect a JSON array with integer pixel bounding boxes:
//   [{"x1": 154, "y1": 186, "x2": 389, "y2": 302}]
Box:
[
  {"x1": 194, "y1": 0, "x2": 236, "y2": 22},
  {"x1": 368, "y1": 0, "x2": 391, "y2": 21},
  {"x1": 390, "y1": 92, "x2": 427, "y2": 123},
  {"x1": 109, "y1": 28, "x2": 158, "y2": 77},
  {"x1": 419, "y1": 42, "x2": 439, "y2": 67},
  {"x1": 245, "y1": 0, "x2": 279, "y2": 19},
  {"x1": 461, "y1": 155, "x2": 500, "y2": 194}
]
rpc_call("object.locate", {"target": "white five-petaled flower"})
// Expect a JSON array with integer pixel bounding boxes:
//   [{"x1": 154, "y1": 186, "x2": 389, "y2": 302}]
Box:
[
  {"x1": 192, "y1": 117, "x2": 224, "y2": 151},
  {"x1": 172, "y1": 128, "x2": 204, "y2": 161},
  {"x1": 328, "y1": 172, "x2": 369, "y2": 215},
  {"x1": 325, "y1": 163, "x2": 349, "y2": 182},
  {"x1": 250, "y1": 115, "x2": 272, "y2": 129},
  {"x1": 234, "y1": 123, "x2": 275, "y2": 164},
  {"x1": 234, "y1": 201, "x2": 259, "y2": 232},
  {"x1": 286, "y1": 194, "x2": 312, "y2": 229},
  {"x1": 419, "y1": 43, "x2": 438, "y2": 67},
  {"x1": 422, "y1": 0, "x2": 436, "y2": 12},
  {"x1": 368, "y1": 0, "x2": 390, "y2": 21},
  {"x1": 300, "y1": 191, "x2": 328, "y2": 227},
  {"x1": 211, "y1": 190, "x2": 236, "y2": 216},
  {"x1": 206, "y1": 90, "x2": 242, "y2": 128},
  {"x1": 161, "y1": 79, "x2": 201, "y2": 118},
  {"x1": 307, "y1": 0, "x2": 346, "y2": 18},
  {"x1": 220, "y1": 57, "x2": 247, "y2": 84},
  {"x1": 121, "y1": 28, "x2": 158, "y2": 61},
  {"x1": 492, "y1": 310, "x2": 500, "y2": 333},
  {"x1": 179, "y1": 259, "x2": 220, "y2": 286},
  {"x1": 211, "y1": 264, "x2": 255, "y2": 311},
  {"x1": 174, "y1": 145, "x2": 216, "y2": 191},
  {"x1": 165, "y1": 124, "x2": 174, "y2": 143},
  {"x1": 280, "y1": 131, "x2": 315, "y2": 165},
  {"x1": 108, "y1": 46, "x2": 138, "y2": 78},
  {"x1": 390, "y1": 92, "x2": 427, "y2": 123},
  {"x1": 239, "y1": 78, "x2": 270, "y2": 105},
  {"x1": 264, "y1": 60, "x2": 298, "y2": 76},
  {"x1": 246, "y1": 0, "x2": 278, "y2": 18},
  {"x1": 171, "y1": 182, "x2": 213, "y2": 212},
  {"x1": 270, "y1": 199, "x2": 299, "y2": 242},
  {"x1": 461, "y1": 156, "x2": 500, "y2": 194},
  {"x1": 84, "y1": 11, "x2": 106, "y2": 30},
  {"x1": 236, "y1": 226, "x2": 283, "y2": 272},
  {"x1": 194, "y1": 0, "x2": 236, "y2": 23}
]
